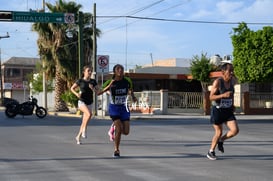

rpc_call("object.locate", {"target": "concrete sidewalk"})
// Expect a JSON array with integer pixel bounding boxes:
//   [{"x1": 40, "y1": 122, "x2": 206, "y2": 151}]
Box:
[
  {"x1": 2, "y1": 105, "x2": 273, "y2": 120},
  {"x1": 47, "y1": 110, "x2": 273, "y2": 123}
]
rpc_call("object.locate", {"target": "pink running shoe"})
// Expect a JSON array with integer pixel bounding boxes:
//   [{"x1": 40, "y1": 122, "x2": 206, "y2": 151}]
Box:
[{"x1": 108, "y1": 125, "x2": 115, "y2": 141}]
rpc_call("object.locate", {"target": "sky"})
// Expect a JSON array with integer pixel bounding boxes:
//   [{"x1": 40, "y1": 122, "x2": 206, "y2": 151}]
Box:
[{"x1": 1, "y1": 0, "x2": 273, "y2": 70}]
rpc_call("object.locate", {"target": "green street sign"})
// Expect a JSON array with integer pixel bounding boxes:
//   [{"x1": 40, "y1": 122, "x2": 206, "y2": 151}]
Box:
[{"x1": 12, "y1": 11, "x2": 75, "y2": 23}]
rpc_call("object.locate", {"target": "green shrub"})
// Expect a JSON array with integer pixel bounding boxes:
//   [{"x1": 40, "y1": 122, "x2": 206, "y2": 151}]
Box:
[{"x1": 61, "y1": 91, "x2": 78, "y2": 108}]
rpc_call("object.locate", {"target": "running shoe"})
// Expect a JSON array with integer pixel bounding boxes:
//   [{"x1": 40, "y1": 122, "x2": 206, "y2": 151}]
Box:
[
  {"x1": 75, "y1": 137, "x2": 81, "y2": 145},
  {"x1": 218, "y1": 141, "x2": 224, "y2": 153},
  {"x1": 81, "y1": 131, "x2": 87, "y2": 139},
  {"x1": 108, "y1": 126, "x2": 115, "y2": 141},
  {"x1": 113, "y1": 150, "x2": 120, "y2": 158},
  {"x1": 207, "y1": 151, "x2": 217, "y2": 160}
]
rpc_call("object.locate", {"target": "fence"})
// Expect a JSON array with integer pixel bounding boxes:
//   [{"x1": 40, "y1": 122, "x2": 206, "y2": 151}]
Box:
[
  {"x1": 168, "y1": 92, "x2": 203, "y2": 109},
  {"x1": 129, "y1": 91, "x2": 273, "y2": 114},
  {"x1": 34, "y1": 90, "x2": 273, "y2": 115},
  {"x1": 129, "y1": 91, "x2": 161, "y2": 113},
  {"x1": 249, "y1": 93, "x2": 273, "y2": 108},
  {"x1": 127, "y1": 91, "x2": 204, "y2": 114}
]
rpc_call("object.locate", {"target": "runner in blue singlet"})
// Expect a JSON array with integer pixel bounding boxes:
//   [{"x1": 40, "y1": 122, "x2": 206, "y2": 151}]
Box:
[{"x1": 100, "y1": 64, "x2": 137, "y2": 158}]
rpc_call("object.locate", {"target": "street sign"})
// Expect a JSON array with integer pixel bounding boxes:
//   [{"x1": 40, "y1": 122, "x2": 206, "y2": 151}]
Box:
[
  {"x1": 4, "y1": 83, "x2": 12, "y2": 90},
  {"x1": 12, "y1": 11, "x2": 75, "y2": 23},
  {"x1": 0, "y1": 11, "x2": 75, "y2": 23},
  {"x1": 13, "y1": 11, "x2": 61, "y2": 23},
  {"x1": 64, "y1": 13, "x2": 75, "y2": 24},
  {"x1": 97, "y1": 55, "x2": 109, "y2": 73}
]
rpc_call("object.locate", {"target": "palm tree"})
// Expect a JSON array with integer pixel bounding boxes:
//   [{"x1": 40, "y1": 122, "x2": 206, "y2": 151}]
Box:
[{"x1": 32, "y1": 0, "x2": 100, "y2": 111}]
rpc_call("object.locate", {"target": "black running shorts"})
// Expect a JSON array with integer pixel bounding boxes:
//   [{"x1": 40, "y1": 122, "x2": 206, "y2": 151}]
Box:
[{"x1": 210, "y1": 106, "x2": 236, "y2": 125}]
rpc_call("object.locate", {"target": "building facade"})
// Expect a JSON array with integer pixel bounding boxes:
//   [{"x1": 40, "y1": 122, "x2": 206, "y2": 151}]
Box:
[{"x1": 1, "y1": 57, "x2": 39, "y2": 103}]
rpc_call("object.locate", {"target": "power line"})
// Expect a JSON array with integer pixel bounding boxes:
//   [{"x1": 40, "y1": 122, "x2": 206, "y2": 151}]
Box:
[
  {"x1": 100, "y1": 1, "x2": 190, "y2": 33},
  {"x1": 124, "y1": 0, "x2": 165, "y2": 16},
  {"x1": 97, "y1": 15, "x2": 273, "y2": 26},
  {"x1": 48, "y1": 1, "x2": 169, "y2": 50},
  {"x1": 101, "y1": 1, "x2": 192, "y2": 36},
  {"x1": 98, "y1": 0, "x2": 165, "y2": 25},
  {"x1": 149, "y1": 0, "x2": 191, "y2": 18}
]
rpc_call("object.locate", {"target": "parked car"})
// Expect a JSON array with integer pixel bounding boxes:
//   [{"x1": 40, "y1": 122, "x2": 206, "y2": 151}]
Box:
[{"x1": 3, "y1": 97, "x2": 19, "y2": 107}]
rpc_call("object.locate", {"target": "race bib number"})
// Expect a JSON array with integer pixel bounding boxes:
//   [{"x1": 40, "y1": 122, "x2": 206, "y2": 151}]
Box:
[
  {"x1": 114, "y1": 95, "x2": 127, "y2": 104},
  {"x1": 219, "y1": 98, "x2": 232, "y2": 108}
]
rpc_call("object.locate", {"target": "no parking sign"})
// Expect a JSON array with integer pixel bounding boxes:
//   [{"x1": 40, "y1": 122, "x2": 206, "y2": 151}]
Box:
[{"x1": 97, "y1": 55, "x2": 109, "y2": 73}]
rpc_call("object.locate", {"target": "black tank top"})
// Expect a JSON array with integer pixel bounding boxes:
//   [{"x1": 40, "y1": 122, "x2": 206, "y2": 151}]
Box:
[{"x1": 213, "y1": 78, "x2": 234, "y2": 108}]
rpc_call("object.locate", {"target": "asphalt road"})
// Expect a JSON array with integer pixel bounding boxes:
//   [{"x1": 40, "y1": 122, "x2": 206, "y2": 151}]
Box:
[{"x1": 0, "y1": 110, "x2": 273, "y2": 181}]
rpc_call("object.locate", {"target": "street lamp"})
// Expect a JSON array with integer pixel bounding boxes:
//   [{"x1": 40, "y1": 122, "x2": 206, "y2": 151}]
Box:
[{"x1": 0, "y1": 32, "x2": 10, "y2": 106}]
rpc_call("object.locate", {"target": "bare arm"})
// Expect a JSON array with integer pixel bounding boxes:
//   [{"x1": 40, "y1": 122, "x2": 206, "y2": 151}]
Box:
[
  {"x1": 89, "y1": 84, "x2": 100, "y2": 94},
  {"x1": 97, "y1": 79, "x2": 115, "y2": 95},
  {"x1": 70, "y1": 83, "x2": 81, "y2": 99},
  {"x1": 129, "y1": 89, "x2": 137, "y2": 102},
  {"x1": 209, "y1": 79, "x2": 232, "y2": 101}
]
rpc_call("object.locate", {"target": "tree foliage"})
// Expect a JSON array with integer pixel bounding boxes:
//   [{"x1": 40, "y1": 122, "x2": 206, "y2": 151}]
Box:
[
  {"x1": 190, "y1": 53, "x2": 215, "y2": 91},
  {"x1": 29, "y1": 73, "x2": 54, "y2": 94},
  {"x1": 231, "y1": 22, "x2": 273, "y2": 83},
  {"x1": 60, "y1": 90, "x2": 78, "y2": 108}
]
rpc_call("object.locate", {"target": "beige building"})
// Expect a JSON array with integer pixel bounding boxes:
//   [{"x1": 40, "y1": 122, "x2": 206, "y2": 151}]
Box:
[{"x1": 142, "y1": 58, "x2": 192, "y2": 68}]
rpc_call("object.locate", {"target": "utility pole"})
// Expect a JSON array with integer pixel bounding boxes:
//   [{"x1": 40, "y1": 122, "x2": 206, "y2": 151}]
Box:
[
  {"x1": 0, "y1": 32, "x2": 10, "y2": 106},
  {"x1": 92, "y1": 3, "x2": 98, "y2": 116},
  {"x1": 42, "y1": 0, "x2": 45, "y2": 11},
  {"x1": 41, "y1": 0, "x2": 47, "y2": 109},
  {"x1": 78, "y1": 11, "x2": 84, "y2": 77},
  {"x1": 150, "y1": 53, "x2": 154, "y2": 66}
]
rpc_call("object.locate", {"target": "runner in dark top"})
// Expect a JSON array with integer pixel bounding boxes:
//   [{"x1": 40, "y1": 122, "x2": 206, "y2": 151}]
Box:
[
  {"x1": 207, "y1": 62, "x2": 239, "y2": 160},
  {"x1": 71, "y1": 65, "x2": 99, "y2": 145}
]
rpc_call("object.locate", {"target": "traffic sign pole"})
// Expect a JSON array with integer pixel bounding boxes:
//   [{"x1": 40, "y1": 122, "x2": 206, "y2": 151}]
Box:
[
  {"x1": 92, "y1": 3, "x2": 98, "y2": 116},
  {"x1": 97, "y1": 55, "x2": 109, "y2": 73},
  {"x1": 97, "y1": 55, "x2": 109, "y2": 117}
]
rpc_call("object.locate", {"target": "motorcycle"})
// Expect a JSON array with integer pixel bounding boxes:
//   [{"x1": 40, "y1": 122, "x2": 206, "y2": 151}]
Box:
[{"x1": 5, "y1": 96, "x2": 47, "y2": 118}]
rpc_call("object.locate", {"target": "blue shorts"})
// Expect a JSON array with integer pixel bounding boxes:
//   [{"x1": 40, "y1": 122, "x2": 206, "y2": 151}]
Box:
[{"x1": 109, "y1": 104, "x2": 130, "y2": 121}]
